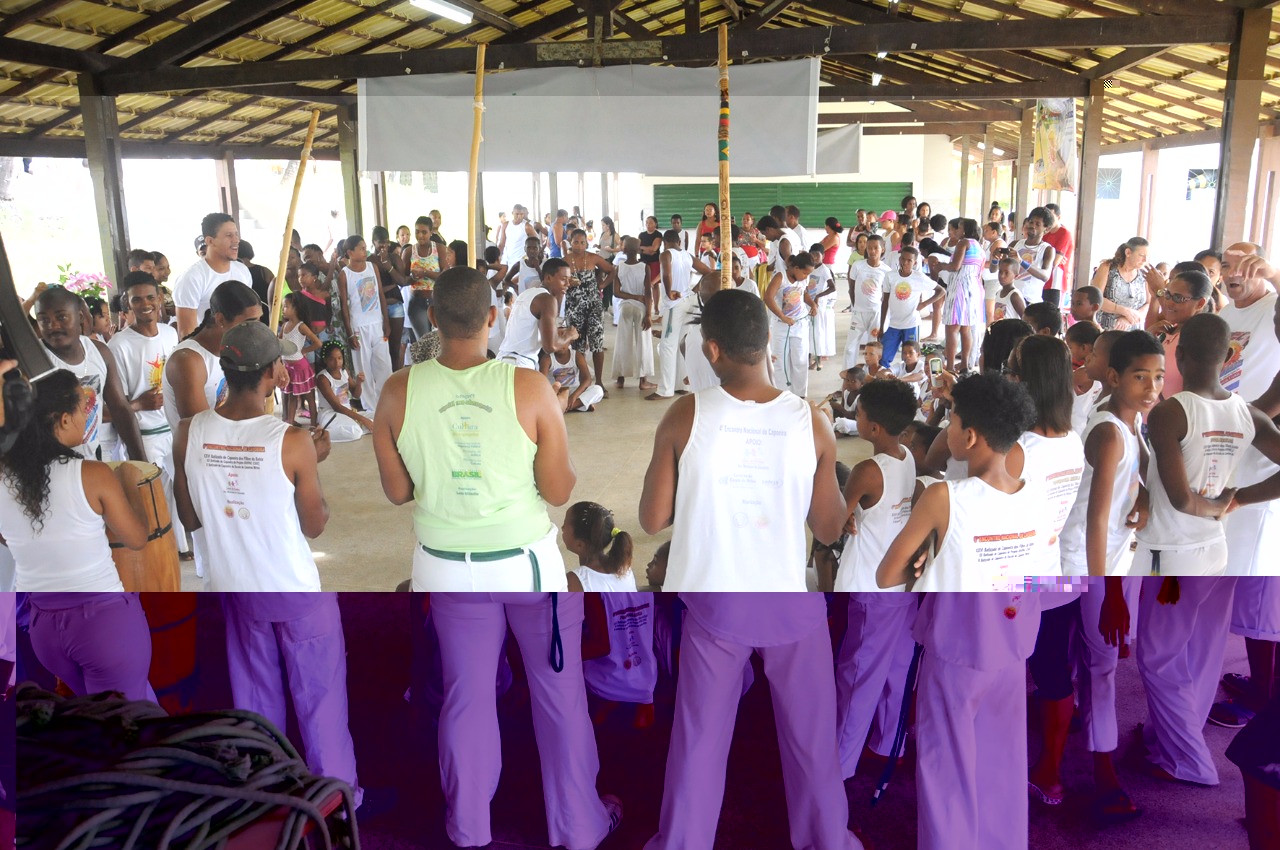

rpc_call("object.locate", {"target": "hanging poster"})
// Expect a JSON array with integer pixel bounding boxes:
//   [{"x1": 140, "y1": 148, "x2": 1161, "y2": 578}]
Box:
[{"x1": 1033, "y1": 98, "x2": 1077, "y2": 192}]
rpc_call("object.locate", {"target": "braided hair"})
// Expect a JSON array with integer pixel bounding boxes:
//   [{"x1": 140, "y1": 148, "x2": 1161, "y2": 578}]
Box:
[
  {"x1": 0, "y1": 370, "x2": 83, "y2": 531},
  {"x1": 565, "y1": 501, "x2": 633, "y2": 576}
]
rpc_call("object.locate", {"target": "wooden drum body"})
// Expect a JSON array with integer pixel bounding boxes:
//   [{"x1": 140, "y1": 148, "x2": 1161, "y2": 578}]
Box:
[{"x1": 106, "y1": 460, "x2": 180, "y2": 593}]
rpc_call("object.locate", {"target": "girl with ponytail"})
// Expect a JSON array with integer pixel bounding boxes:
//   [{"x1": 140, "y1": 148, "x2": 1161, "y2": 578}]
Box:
[{"x1": 562, "y1": 501, "x2": 637, "y2": 591}]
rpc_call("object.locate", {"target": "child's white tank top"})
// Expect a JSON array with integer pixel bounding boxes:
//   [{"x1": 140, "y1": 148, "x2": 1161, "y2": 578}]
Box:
[
  {"x1": 1018, "y1": 430, "x2": 1085, "y2": 575},
  {"x1": 681, "y1": 324, "x2": 719, "y2": 394},
  {"x1": 666, "y1": 387, "x2": 816, "y2": 592},
  {"x1": 1137, "y1": 391, "x2": 1254, "y2": 551},
  {"x1": 1059, "y1": 410, "x2": 1141, "y2": 576},
  {"x1": 617, "y1": 261, "x2": 648, "y2": 297},
  {"x1": 573, "y1": 566, "x2": 638, "y2": 592},
  {"x1": 1071, "y1": 380, "x2": 1103, "y2": 435},
  {"x1": 583, "y1": 592, "x2": 657, "y2": 704},
  {"x1": 662, "y1": 250, "x2": 693, "y2": 311},
  {"x1": 516, "y1": 260, "x2": 542, "y2": 293},
  {"x1": 183, "y1": 410, "x2": 320, "y2": 591},
  {"x1": 835, "y1": 448, "x2": 916, "y2": 596},
  {"x1": 913, "y1": 477, "x2": 1044, "y2": 592},
  {"x1": 0, "y1": 459, "x2": 123, "y2": 592}
]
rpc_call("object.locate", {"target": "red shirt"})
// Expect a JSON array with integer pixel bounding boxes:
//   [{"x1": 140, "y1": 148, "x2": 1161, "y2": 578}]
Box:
[{"x1": 1043, "y1": 226, "x2": 1074, "y2": 292}]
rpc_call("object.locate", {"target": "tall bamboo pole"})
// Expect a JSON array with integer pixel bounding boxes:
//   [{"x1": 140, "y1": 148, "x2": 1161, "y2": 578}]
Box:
[
  {"x1": 717, "y1": 24, "x2": 732, "y2": 289},
  {"x1": 270, "y1": 109, "x2": 320, "y2": 332},
  {"x1": 468, "y1": 45, "x2": 487, "y2": 265}
]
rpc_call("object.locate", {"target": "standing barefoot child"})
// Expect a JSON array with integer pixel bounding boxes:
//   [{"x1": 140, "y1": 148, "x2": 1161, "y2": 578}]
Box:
[
  {"x1": 316, "y1": 341, "x2": 373, "y2": 442},
  {"x1": 281, "y1": 292, "x2": 321, "y2": 426},
  {"x1": 564, "y1": 501, "x2": 638, "y2": 591}
]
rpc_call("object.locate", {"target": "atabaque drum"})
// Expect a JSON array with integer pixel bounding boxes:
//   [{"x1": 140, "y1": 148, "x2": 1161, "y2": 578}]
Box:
[{"x1": 106, "y1": 461, "x2": 180, "y2": 592}]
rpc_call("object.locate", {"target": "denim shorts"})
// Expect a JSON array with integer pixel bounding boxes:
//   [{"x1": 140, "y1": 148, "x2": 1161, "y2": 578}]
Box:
[{"x1": 386, "y1": 301, "x2": 405, "y2": 319}]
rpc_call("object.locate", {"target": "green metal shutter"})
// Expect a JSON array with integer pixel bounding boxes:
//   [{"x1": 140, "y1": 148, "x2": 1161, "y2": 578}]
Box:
[{"x1": 653, "y1": 182, "x2": 913, "y2": 231}]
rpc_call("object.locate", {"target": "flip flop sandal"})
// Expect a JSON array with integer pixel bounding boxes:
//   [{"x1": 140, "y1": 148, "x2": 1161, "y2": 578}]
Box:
[
  {"x1": 1028, "y1": 780, "x2": 1064, "y2": 806},
  {"x1": 1093, "y1": 788, "x2": 1142, "y2": 826},
  {"x1": 1222, "y1": 672, "x2": 1251, "y2": 699},
  {"x1": 1208, "y1": 699, "x2": 1255, "y2": 729}
]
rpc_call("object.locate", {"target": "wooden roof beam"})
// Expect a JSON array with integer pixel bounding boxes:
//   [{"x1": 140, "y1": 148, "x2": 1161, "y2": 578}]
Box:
[
  {"x1": 819, "y1": 79, "x2": 1089, "y2": 101},
  {"x1": 740, "y1": 0, "x2": 792, "y2": 30},
  {"x1": 1086, "y1": 46, "x2": 1169, "y2": 79},
  {"x1": 0, "y1": 136, "x2": 341, "y2": 160},
  {"x1": 0, "y1": 0, "x2": 76, "y2": 37},
  {"x1": 0, "y1": 35, "x2": 112, "y2": 73}
]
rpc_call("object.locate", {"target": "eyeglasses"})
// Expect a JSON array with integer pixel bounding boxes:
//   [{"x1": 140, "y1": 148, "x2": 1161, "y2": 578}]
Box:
[{"x1": 1156, "y1": 288, "x2": 1195, "y2": 304}]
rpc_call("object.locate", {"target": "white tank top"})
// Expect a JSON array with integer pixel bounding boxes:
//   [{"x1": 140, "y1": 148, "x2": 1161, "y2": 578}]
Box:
[
  {"x1": 583, "y1": 592, "x2": 657, "y2": 703},
  {"x1": 661, "y1": 250, "x2": 693, "y2": 312},
  {"x1": 0, "y1": 458, "x2": 123, "y2": 591},
  {"x1": 1059, "y1": 410, "x2": 1140, "y2": 576},
  {"x1": 498, "y1": 285, "x2": 547, "y2": 364},
  {"x1": 681, "y1": 323, "x2": 719, "y2": 394},
  {"x1": 835, "y1": 448, "x2": 916, "y2": 595},
  {"x1": 183, "y1": 410, "x2": 320, "y2": 591},
  {"x1": 991, "y1": 289, "x2": 1020, "y2": 322},
  {"x1": 666, "y1": 387, "x2": 816, "y2": 591},
  {"x1": 547, "y1": 351, "x2": 582, "y2": 389},
  {"x1": 163, "y1": 337, "x2": 225, "y2": 430},
  {"x1": 617, "y1": 261, "x2": 648, "y2": 298},
  {"x1": 770, "y1": 227, "x2": 804, "y2": 276},
  {"x1": 1138, "y1": 391, "x2": 1255, "y2": 552},
  {"x1": 317, "y1": 369, "x2": 350, "y2": 412},
  {"x1": 1071, "y1": 380, "x2": 1103, "y2": 435},
  {"x1": 1010, "y1": 239, "x2": 1050, "y2": 304},
  {"x1": 45, "y1": 337, "x2": 108, "y2": 460},
  {"x1": 573, "y1": 566, "x2": 638, "y2": 592},
  {"x1": 515, "y1": 260, "x2": 543, "y2": 293},
  {"x1": 1018, "y1": 430, "x2": 1085, "y2": 575},
  {"x1": 913, "y1": 477, "x2": 1044, "y2": 592}
]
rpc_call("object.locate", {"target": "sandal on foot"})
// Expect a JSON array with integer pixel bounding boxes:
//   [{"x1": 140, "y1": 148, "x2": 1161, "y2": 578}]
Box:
[
  {"x1": 1028, "y1": 780, "x2": 1064, "y2": 806},
  {"x1": 1208, "y1": 698, "x2": 1255, "y2": 729},
  {"x1": 1093, "y1": 788, "x2": 1142, "y2": 826},
  {"x1": 1222, "y1": 672, "x2": 1251, "y2": 699},
  {"x1": 598, "y1": 794, "x2": 623, "y2": 845}
]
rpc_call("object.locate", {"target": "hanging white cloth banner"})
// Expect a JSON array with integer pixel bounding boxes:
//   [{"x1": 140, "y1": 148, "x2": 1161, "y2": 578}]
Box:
[
  {"x1": 358, "y1": 59, "x2": 820, "y2": 177},
  {"x1": 815, "y1": 123, "x2": 862, "y2": 175}
]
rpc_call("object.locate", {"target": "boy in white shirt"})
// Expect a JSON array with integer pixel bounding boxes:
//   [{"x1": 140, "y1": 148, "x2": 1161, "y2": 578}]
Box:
[
  {"x1": 879, "y1": 248, "x2": 945, "y2": 369},
  {"x1": 845, "y1": 234, "x2": 889, "y2": 368},
  {"x1": 891, "y1": 339, "x2": 927, "y2": 401},
  {"x1": 764, "y1": 252, "x2": 818, "y2": 398}
]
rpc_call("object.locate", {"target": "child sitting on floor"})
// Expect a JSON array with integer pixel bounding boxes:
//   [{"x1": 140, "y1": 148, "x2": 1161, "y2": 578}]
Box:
[{"x1": 315, "y1": 341, "x2": 372, "y2": 442}]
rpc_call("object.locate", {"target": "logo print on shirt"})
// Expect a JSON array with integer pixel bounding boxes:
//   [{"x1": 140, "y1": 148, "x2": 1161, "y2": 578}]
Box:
[{"x1": 894, "y1": 280, "x2": 913, "y2": 300}]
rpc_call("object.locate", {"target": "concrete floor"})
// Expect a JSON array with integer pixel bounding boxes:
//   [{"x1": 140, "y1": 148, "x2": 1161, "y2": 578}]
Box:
[{"x1": 181, "y1": 290, "x2": 873, "y2": 592}]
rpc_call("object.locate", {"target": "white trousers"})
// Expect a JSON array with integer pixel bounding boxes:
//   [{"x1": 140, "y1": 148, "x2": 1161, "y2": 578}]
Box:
[
  {"x1": 771, "y1": 317, "x2": 810, "y2": 398},
  {"x1": 142, "y1": 430, "x2": 188, "y2": 554},
  {"x1": 27, "y1": 593, "x2": 155, "y2": 703},
  {"x1": 844, "y1": 309, "x2": 877, "y2": 369},
  {"x1": 351, "y1": 322, "x2": 393, "y2": 413},
  {"x1": 1225, "y1": 500, "x2": 1280, "y2": 576},
  {"x1": 644, "y1": 616, "x2": 863, "y2": 850},
  {"x1": 568, "y1": 383, "x2": 605, "y2": 410},
  {"x1": 411, "y1": 526, "x2": 568, "y2": 592},
  {"x1": 1074, "y1": 577, "x2": 1142, "y2": 753},
  {"x1": 222, "y1": 593, "x2": 362, "y2": 806},
  {"x1": 656, "y1": 304, "x2": 687, "y2": 398},
  {"x1": 835, "y1": 596, "x2": 917, "y2": 778},
  {"x1": 1136, "y1": 576, "x2": 1237, "y2": 785},
  {"x1": 915, "y1": 652, "x2": 1028, "y2": 850},
  {"x1": 1133, "y1": 541, "x2": 1228, "y2": 577},
  {"x1": 612, "y1": 300, "x2": 655, "y2": 381},
  {"x1": 432, "y1": 593, "x2": 612, "y2": 850},
  {"x1": 1231, "y1": 576, "x2": 1280, "y2": 640}
]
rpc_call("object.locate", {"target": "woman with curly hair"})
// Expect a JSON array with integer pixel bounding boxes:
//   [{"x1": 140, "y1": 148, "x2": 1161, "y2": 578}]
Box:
[{"x1": 0, "y1": 369, "x2": 147, "y2": 590}]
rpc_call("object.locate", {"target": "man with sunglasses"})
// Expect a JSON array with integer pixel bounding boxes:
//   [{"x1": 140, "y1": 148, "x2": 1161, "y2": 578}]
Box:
[{"x1": 1145, "y1": 266, "x2": 1213, "y2": 398}]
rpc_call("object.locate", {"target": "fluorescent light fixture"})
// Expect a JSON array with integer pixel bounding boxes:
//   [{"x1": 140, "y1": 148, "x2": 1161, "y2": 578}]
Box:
[
  {"x1": 871, "y1": 73, "x2": 882, "y2": 86},
  {"x1": 411, "y1": 0, "x2": 473, "y2": 25},
  {"x1": 876, "y1": 51, "x2": 887, "y2": 59}
]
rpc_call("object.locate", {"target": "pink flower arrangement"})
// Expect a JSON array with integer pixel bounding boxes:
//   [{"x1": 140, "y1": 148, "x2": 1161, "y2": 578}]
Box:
[{"x1": 61, "y1": 271, "x2": 112, "y2": 300}]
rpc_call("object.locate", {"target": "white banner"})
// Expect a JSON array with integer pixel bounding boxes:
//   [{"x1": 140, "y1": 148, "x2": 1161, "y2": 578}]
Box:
[
  {"x1": 358, "y1": 59, "x2": 820, "y2": 177},
  {"x1": 816, "y1": 123, "x2": 862, "y2": 175}
]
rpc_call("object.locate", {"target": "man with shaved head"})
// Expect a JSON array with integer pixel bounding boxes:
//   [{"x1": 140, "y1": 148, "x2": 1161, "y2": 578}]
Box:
[{"x1": 35, "y1": 286, "x2": 146, "y2": 463}]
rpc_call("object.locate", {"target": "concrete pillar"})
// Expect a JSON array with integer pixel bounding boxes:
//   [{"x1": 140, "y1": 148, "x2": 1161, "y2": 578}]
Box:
[
  {"x1": 474, "y1": 171, "x2": 486, "y2": 255},
  {"x1": 980, "y1": 132, "x2": 994, "y2": 218},
  {"x1": 600, "y1": 171, "x2": 611, "y2": 221},
  {"x1": 959, "y1": 135, "x2": 971, "y2": 218},
  {"x1": 215, "y1": 151, "x2": 239, "y2": 219},
  {"x1": 78, "y1": 76, "x2": 130, "y2": 286},
  {"x1": 1015, "y1": 107, "x2": 1034, "y2": 227},
  {"x1": 337, "y1": 102, "x2": 363, "y2": 239},
  {"x1": 1249, "y1": 129, "x2": 1280, "y2": 255},
  {"x1": 1213, "y1": 6, "x2": 1270, "y2": 249},
  {"x1": 1137, "y1": 141, "x2": 1159, "y2": 240},
  {"x1": 1074, "y1": 78, "x2": 1105, "y2": 292},
  {"x1": 549, "y1": 172, "x2": 559, "y2": 217},
  {"x1": 371, "y1": 171, "x2": 389, "y2": 230}
]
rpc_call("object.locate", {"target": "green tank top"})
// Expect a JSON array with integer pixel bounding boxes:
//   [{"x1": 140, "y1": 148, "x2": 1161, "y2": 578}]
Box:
[{"x1": 397, "y1": 359, "x2": 551, "y2": 551}]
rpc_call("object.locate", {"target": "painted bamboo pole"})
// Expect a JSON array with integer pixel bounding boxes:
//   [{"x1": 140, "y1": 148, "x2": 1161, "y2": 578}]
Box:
[
  {"x1": 468, "y1": 44, "x2": 487, "y2": 266},
  {"x1": 270, "y1": 109, "x2": 320, "y2": 333},
  {"x1": 718, "y1": 24, "x2": 732, "y2": 289}
]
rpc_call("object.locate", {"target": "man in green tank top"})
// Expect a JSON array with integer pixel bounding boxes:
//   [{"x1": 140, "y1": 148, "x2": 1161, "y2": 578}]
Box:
[{"x1": 373, "y1": 267, "x2": 576, "y2": 591}]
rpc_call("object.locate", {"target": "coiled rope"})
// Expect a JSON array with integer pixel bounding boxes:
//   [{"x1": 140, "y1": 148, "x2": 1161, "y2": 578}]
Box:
[{"x1": 16, "y1": 684, "x2": 360, "y2": 850}]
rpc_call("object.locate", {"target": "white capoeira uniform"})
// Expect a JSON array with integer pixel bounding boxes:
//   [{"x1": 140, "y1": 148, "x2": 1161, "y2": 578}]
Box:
[
  {"x1": 844, "y1": 260, "x2": 888, "y2": 368},
  {"x1": 221, "y1": 593, "x2": 362, "y2": 806},
  {"x1": 26, "y1": 592, "x2": 155, "y2": 703},
  {"x1": 1232, "y1": 577, "x2": 1280, "y2": 641},
  {"x1": 655, "y1": 250, "x2": 694, "y2": 398},
  {"x1": 770, "y1": 271, "x2": 812, "y2": 398},
  {"x1": 432, "y1": 593, "x2": 614, "y2": 850},
  {"x1": 810, "y1": 264, "x2": 837, "y2": 359},
  {"x1": 1136, "y1": 576, "x2": 1238, "y2": 785},
  {"x1": 1134, "y1": 392, "x2": 1254, "y2": 577},
  {"x1": 834, "y1": 447, "x2": 917, "y2": 778},
  {"x1": 645, "y1": 594, "x2": 864, "y2": 850},
  {"x1": 611, "y1": 261, "x2": 655, "y2": 383},
  {"x1": 497, "y1": 284, "x2": 551, "y2": 370},
  {"x1": 341, "y1": 264, "x2": 392, "y2": 412},
  {"x1": 914, "y1": 593, "x2": 1043, "y2": 850}
]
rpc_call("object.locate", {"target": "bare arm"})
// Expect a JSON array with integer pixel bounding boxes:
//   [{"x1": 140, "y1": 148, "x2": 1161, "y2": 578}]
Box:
[
  {"x1": 96, "y1": 340, "x2": 147, "y2": 462},
  {"x1": 518, "y1": 368, "x2": 577, "y2": 506},
  {"x1": 809, "y1": 409, "x2": 848, "y2": 545},
  {"x1": 171, "y1": 418, "x2": 200, "y2": 533},
  {"x1": 373, "y1": 369, "x2": 415, "y2": 505},
  {"x1": 84, "y1": 461, "x2": 147, "y2": 550},
  {"x1": 639, "y1": 395, "x2": 696, "y2": 534},
  {"x1": 176, "y1": 307, "x2": 200, "y2": 338},
  {"x1": 282, "y1": 426, "x2": 328, "y2": 538},
  {"x1": 1084, "y1": 422, "x2": 1123, "y2": 577},
  {"x1": 876, "y1": 481, "x2": 948, "y2": 588},
  {"x1": 535, "y1": 292, "x2": 576, "y2": 354},
  {"x1": 167, "y1": 348, "x2": 210, "y2": 419},
  {"x1": 841, "y1": 458, "x2": 884, "y2": 536},
  {"x1": 1147, "y1": 398, "x2": 1234, "y2": 518},
  {"x1": 763, "y1": 273, "x2": 788, "y2": 322},
  {"x1": 1236, "y1": 406, "x2": 1280, "y2": 507}
]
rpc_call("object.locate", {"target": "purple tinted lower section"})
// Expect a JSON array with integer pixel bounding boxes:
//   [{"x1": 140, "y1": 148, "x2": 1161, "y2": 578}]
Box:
[{"x1": 6, "y1": 588, "x2": 1271, "y2": 850}]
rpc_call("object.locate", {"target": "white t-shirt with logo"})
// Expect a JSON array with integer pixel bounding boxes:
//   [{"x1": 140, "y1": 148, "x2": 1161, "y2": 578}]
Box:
[
  {"x1": 109, "y1": 324, "x2": 179, "y2": 435},
  {"x1": 884, "y1": 272, "x2": 935, "y2": 330},
  {"x1": 849, "y1": 260, "x2": 889, "y2": 314}
]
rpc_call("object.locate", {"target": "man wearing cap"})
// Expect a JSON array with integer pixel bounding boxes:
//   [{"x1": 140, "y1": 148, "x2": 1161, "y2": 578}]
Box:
[
  {"x1": 172, "y1": 213, "x2": 252, "y2": 337},
  {"x1": 172, "y1": 321, "x2": 331, "y2": 591}
]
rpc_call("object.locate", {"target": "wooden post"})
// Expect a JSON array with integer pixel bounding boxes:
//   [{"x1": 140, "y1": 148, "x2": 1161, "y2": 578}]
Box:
[
  {"x1": 718, "y1": 23, "x2": 732, "y2": 289},
  {"x1": 468, "y1": 44, "x2": 487, "y2": 264},
  {"x1": 980, "y1": 131, "x2": 994, "y2": 218},
  {"x1": 1015, "y1": 106, "x2": 1034, "y2": 227},
  {"x1": 79, "y1": 76, "x2": 130, "y2": 287},
  {"x1": 337, "y1": 102, "x2": 363, "y2": 239},
  {"x1": 1213, "y1": 6, "x2": 1270, "y2": 249},
  {"x1": 270, "y1": 110, "x2": 320, "y2": 333},
  {"x1": 1137, "y1": 141, "x2": 1159, "y2": 239},
  {"x1": 1074, "y1": 78, "x2": 1105, "y2": 292},
  {"x1": 215, "y1": 151, "x2": 239, "y2": 219}
]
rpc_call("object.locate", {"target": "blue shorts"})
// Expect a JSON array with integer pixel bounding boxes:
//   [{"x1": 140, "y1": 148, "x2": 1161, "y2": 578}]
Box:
[{"x1": 386, "y1": 301, "x2": 405, "y2": 319}]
